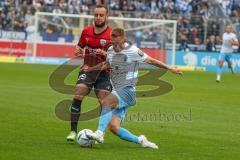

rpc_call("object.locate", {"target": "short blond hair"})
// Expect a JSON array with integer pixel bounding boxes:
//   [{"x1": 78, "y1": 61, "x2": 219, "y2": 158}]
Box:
[{"x1": 111, "y1": 28, "x2": 125, "y2": 38}]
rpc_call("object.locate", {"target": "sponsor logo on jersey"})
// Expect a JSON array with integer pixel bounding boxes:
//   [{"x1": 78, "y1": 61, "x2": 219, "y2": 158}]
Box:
[
  {"x1": 100, "y1": 39, "x2": 106, "y2": 46},
  {"x1": 85, "y1": 46, "x2": 100, "y2": 55},
  {"x1": 85, "y1": 37, "x2": 89, "y2": 42},
  {"x1": 138, "y1": 50, "x2": 144, "y2": 57}
]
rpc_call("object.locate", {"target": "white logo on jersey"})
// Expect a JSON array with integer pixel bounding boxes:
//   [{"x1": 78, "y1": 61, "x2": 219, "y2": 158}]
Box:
[
  {"x1": 79, "y1": 74, "x2": 86, "y2": 80},
  {"x1": 85, "y1": 46, "x2": 99, "y2": 55},
  {"x1": 100, "y1": 39, "x2": 106, "y2": 46},
  {"x1": 106, "y1": 85, "x2": 111, "y2": 91},
  {"x1": 137, "y1": 50, "x2": 144, "y2": 57}
]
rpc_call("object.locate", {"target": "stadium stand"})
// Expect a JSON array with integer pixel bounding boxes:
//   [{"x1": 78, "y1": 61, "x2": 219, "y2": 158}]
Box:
[{"x1": 0, "y1": 0, "x2": 239, "y2": 51}]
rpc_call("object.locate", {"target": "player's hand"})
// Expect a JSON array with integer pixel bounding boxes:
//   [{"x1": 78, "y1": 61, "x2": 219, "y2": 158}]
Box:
[
  {"x1": 230, "y1": 39, "x2": 239, "y2": 46},
  {"x1": 96, "y1": 49, "x2": 107, "y2": 56},
  {"x1": 75, "y1": 46, "x2": 84, "y2": 57},
  {"x1": 82, "y1": 65, "x2": 90, "y2": 72},
  {"x1": 169, "y1": 67, "x2": 183, "y2": 75}
]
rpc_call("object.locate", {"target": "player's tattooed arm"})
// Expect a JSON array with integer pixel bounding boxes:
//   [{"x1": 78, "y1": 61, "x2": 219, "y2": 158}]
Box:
[
  {"x1": 96, "y1": 49, "x2": 107, "y2": 56},
  {"x1": 144, "y1": 56, "x2": 183, "y2": 75},
  {"x1": 82, "y1": 61, "x2": 109, "y2": 72},
  {"x1": 75, "y1": 46, "x2": 84, "y2": 57}
]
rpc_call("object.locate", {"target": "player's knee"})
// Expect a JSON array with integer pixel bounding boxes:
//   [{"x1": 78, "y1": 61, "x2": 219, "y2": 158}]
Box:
[
  {"x1": 218, "y1": 62, "x2": 223, "y2": 67},
  {"x1": 73, "y1": 95, "x2": 84, "y2": 100},
  {"x1": 101, "y1": 99, "x2": 117, "y2": 108},
  {"x1": 228, "y1": 63, "x2": 232, "y2": 68},
  {"x1": 100, "y1": 98, "x2": 106, "y2": 106},
  {"x1": 101, "y1": 99, "x2": 111, "y2": 107},
  {"x1": 108, "y1": 124, "x2": 119, "y2": 134},
  {"x1": 74, "y1": 86, "x2": 89, "y2": 100},
  {"x1": 75, "y1": 84, "x2": 89, "y2": 95},
  {"x1": 96, "y1": 90, "x2": 111, "y2": 99}
]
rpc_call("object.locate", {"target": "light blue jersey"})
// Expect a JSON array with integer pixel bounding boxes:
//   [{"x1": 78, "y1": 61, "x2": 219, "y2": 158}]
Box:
[
  {"x1": 219, "y1": 32, "x2": 238, "y2": 62},
  {"x1": 107, "y1": 43, "x2": 148, "y2": 120},
  {"x1": 216, "y1": 32, "x2": 238, "y2": 81},
  {"x1": 107, "y1": 43, "x2": 148, "y2": 89}
]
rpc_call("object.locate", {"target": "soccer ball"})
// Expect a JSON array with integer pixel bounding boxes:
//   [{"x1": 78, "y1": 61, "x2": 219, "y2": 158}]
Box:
[{"x1": 77, "y1": 129, "x2": 95, "y2": 148}]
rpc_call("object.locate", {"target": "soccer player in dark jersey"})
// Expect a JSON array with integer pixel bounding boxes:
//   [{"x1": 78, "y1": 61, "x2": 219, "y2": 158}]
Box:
[{"x1": 66, "y1": 4, "x2": 112, "y2": 141}]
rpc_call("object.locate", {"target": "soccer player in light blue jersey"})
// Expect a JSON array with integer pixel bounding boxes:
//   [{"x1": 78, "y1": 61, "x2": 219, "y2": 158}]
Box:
[
  {"x1": 84, "y1": 28, "x2": 182, "y2": 149},
  {"x1": 216, "y1": 25, "x2": 239, "y2": 82}
]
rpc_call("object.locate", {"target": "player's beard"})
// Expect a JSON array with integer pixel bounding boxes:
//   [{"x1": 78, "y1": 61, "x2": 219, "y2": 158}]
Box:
[{"x1": 94, "y1": 21, "x2": 106, "y2": 28}]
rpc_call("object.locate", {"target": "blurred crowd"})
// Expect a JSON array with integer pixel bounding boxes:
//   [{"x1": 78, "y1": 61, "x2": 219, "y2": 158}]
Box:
[{"x1": 0, "y1": 0, "x2": 240, "y2": 50}]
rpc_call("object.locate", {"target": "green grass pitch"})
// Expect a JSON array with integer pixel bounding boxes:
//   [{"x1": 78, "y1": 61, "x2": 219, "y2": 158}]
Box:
[{"x1": 0, "y1": 63, "x2": 239, "y2": 160}]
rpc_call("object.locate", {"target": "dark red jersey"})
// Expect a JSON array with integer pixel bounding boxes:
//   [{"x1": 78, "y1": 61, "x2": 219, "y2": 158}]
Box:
[{"x1": 78, "y1": 25, "x2": 112, "y2": 67}]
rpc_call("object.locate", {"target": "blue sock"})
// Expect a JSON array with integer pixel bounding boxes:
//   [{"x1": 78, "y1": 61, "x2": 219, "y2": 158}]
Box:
[
  {"x1": 217, "y1": 66, "x2": 223, "y2": 78},
  {"x1": 116, "y1": 128, "x2": 139, "y2": 144},
  {"x1": 97, "y1": 107, "x2": 113, "y2": 133}
]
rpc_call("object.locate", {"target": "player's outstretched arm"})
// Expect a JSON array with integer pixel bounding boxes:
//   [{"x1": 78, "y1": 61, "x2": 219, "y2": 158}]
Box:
[
  {"x1": 74, "y1": 46, "x2": 84, "y2": 57},
  {"x1": 144, "y1": 56, "x2": 183, "y2": 75},
  {"x1": 96, "y1": 49, "x2": 107, "y2": 56}
]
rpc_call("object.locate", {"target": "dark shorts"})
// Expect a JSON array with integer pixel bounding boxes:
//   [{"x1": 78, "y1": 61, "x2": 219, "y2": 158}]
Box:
[{"x1": 77, "y1": 70, "x2": 112, "y2": 93}]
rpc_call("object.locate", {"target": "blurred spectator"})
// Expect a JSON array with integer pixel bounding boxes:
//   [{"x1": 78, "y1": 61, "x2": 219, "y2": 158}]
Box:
[
  {"x1": 33, "y1": 0, "x2": 44, "y2": 11},
  {"x1": 163, "y1": 0, "x2": 174, "y2": 14},
  {"x1": 0, "y1": 8, "x2": 7, "y2": 29},
  {"x1": 231, "y1": 10, "x2": 239, "y2": 24},
  {"x1": 68, "y1": 0, "x2": 80, "y2": 14},
  {"x1": 135, "y1": 30, "x2": 142, "y2": 47},
  {"x1": 215, "y1": 35, "x2": 222, "y2": 45},
  {"x1": 119, "y1": 0, "x2": 128, "y2": 11},
  {"x1": 150, "y1": 1, "x2": 159, "y2": 16},
  {"x1": 59, "y1": 0, "x2": 67, "y2": 13},
  {"x1": 190, "y1": 26, "x2": 198, "y2": 42},
  {"x1": 44, "y1": 0, "x2": 54, "y2": 12},
  {"x1": 218, "y1": 0, "x2": 232, "y2": 15},
  {"x1": 234, "y1": 20, "x2": 240, "y2": 39},
  {"x1": 206, "y1": 35, "x2": 217, "y2": 52},
  {"x1": 176, "y1": 0, "x2": 192, "y2": 14},
  {"x1": 109, "y1": 0, "x2": 120, "y2": 10},
  {"x1": 53, "y1": 5, "x2": 62, "y2": 14},
  {"x1": 24, "y1": 7, "x2": 34, "y2": 26},
  {"x1": 194, "y1": 37, "x2": 201, "y2": 45},
  {"x1": 199, "y1": 2, "x2": 209, "y2": 17},
  {"x1": 0, "y1": 0, "x2": 239, "y2": 51},
  {"x1": 208, "y1": 21, "x2": 220, "y2": 36},
  {"x1": 81, "y1": 2, "x2": 89, "y2": 15},
  {"x1": 231, "y1": 0, "x2": 240, "y2": 10},
  {"x1": 179, "y1": 34, "x2": 190, "y2": 51},
  {"x1": 233, "y1": 19, "x2": 240, "y2": 53},
  {"x1": 128, "y1": 1, "x2": 136, "y2": 12}
]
